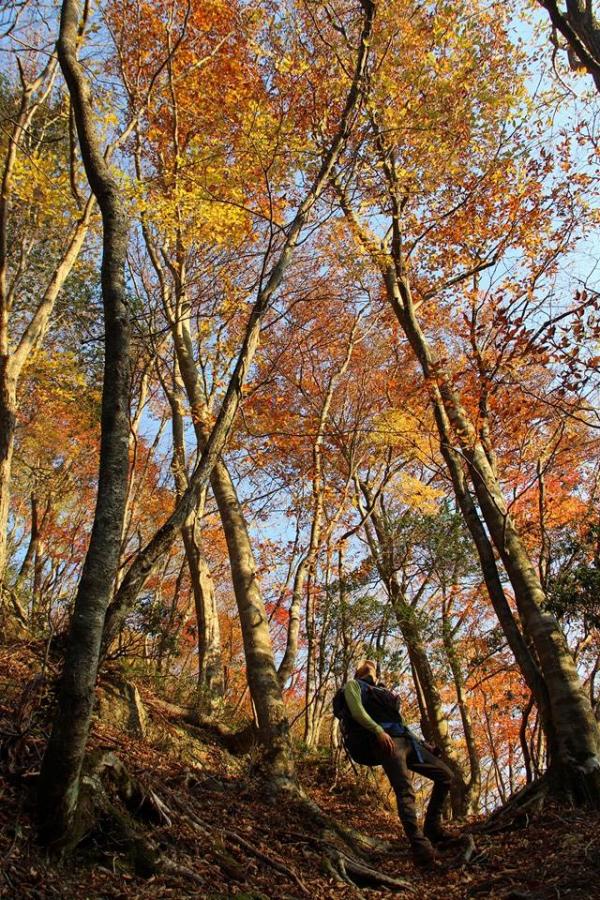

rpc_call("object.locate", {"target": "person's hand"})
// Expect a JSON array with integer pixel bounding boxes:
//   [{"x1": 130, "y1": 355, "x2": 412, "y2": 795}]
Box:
[
  {"x1": 424, "y1": 741, "x2": 442, "y2": 757},
  {"x1": 376, "y1": 731, "x2": 395, "y2": 756}
]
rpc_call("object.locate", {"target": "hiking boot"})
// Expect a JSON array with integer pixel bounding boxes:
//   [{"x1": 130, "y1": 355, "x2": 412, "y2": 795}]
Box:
[
  {"x1": 423, "y1": 823, "x2": 454, "y2": 845},
  {"x1": 410, "y1": 836, "x2": 437, "y2": 867}
]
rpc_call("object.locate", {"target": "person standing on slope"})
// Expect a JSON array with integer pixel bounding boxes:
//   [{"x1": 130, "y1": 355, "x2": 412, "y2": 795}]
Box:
[{"x1": 335, "y1": 659, "x2": 454, "y2": 867}]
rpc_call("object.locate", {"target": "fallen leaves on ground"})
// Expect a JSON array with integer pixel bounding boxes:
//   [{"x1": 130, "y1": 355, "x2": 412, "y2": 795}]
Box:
[{"x1": 1, "y1": 640, "x2": 598, "y2": 900}]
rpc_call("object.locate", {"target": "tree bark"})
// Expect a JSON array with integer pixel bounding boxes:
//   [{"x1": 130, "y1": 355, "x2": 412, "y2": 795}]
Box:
[
  {"x1": 38, "y1": 0, "x2": 131, "y2": 843},
  {"x1": 162, "y1": 293, "x2": 290, "y2": 764},
  {"x1": 394, "y1": 257, "x2": 600, "y2": 794},
  {"x1": 161, "y1": 367, "x2": 224, "y2": 710},
  {"x1": 358, "y1": 483, "x2": 471, "y2": 815},
  {"x1": 210, "y1": 460, "x2": 293, "y2": 781},
  {"x1": 0, "y1": 370, "x2": 16, "y2": 589},
  {"x1": 441, "y1": 593, "x2": 481, "y2": 815},
  {"x1": 537, "y1": 0, "x2": 600, "y2": 91},
  {"x1": 0, "y1": 54, "x2": 93, "y2": 599},
  {"x1": 278, "y1": 318, "x2": 360, "y2": 688}
]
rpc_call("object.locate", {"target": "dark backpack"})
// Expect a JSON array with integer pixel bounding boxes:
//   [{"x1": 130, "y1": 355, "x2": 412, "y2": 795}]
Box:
[{"x1": 332, "y1": 679, "x2": 404, "y2": 766}]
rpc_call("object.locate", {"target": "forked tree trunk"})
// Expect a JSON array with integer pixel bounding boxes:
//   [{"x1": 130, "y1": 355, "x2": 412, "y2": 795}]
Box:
[
  {"x1": 38, "y1": 0, "x2": 131, "y2": 843},
  {"x1": 162, "y1": 371, "x2": 224, "y2": 711},
  {"x1": 101, "y1": 0, "x2": 376, "y2": 787},
  {"x1": 167, "y1": 302, "x2": 290, "y2": 761}
]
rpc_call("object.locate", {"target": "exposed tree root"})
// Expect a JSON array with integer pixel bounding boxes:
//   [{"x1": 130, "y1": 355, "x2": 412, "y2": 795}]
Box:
[
  {"x1": 227, "y1": 827, "x2": 311, "y2": 894},
  {"x1": 161, "y1": 767, "x2": 405, "y2": 893},
  {"x1": 479, "y1": 761, "x2": 600, "y2": 838},
  {"x1": 163, "y1": 789, "x2": 310, "y2": 893},
  {"x1": 263, "y1": 786, "x2": 412, "y2": 893},
  {"x1": 459, "y1": 833, "x2": 477, "y2": 864},
  {"x1": 55, "y1": 750, "x2": 166, "y2": 866},
  {"x1": 160, "y1": 858, "x2": 206, "y2": 887},
  {"x1": 290, "y1": 790, "x2": 391, "y2": 855},
  {"x1": 140, "y1": 694, "x2": 258, "y2": 754},
  {"x1": 550, "y1": 757, "x2": 600, "y2": 809},
  {"x1": 52, "y1": 746, "x2": 411, "y2": 894},
  {"x1": 321, "y1": 841, "x2": 415, "y2": 894},
  {"x1": 476, "y1": 777, "x2": 549, "y2": 834}
]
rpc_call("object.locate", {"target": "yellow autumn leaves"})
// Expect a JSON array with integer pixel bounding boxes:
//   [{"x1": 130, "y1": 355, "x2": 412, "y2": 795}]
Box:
[{"x1": 371, "y1": 410, "x2": 444, "y2": 514}]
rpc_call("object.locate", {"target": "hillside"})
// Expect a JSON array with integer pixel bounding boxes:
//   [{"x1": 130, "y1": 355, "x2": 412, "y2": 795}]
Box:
[{"x1": 1, "y1": 640, "x2": 599, "y2": 900}]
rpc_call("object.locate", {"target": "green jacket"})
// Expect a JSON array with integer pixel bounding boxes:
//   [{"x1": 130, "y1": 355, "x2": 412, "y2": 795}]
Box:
[{"x1": 343, "y1": 679, "x2": 384, "y2": 735}]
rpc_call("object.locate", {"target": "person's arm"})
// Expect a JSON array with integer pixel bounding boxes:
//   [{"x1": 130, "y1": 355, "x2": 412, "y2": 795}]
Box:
[
  {"x1": 344, "y1": 680, "x2": 395, "y2": 756},
  {"x1": 344, "y1": 680, "x2": 383, "y2": 734}
]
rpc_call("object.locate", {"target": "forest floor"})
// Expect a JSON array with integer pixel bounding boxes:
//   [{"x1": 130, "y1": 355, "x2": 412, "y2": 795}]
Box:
[{"x1": 1, "y1": 640, "x2": 599, "y2": 900}]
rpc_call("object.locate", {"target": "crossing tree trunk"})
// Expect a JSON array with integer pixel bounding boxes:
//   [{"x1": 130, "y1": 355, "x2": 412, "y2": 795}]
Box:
[{"x1": 100, "y1": 0, "x2": 376, "y2": 788}]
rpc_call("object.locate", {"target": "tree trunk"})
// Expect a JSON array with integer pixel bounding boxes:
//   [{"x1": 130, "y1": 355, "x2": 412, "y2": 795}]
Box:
[
  {"x1": 441, "y1": 597, "x2": 481, "y2": 815},
  {"x1": 188, "y1": 535, "x2": 224, "y2": 708},
  {"x1": 520, "y1": 693, "x2": 535, "y2": 784},
  {"x1": 304, "y1": 575, "x2": 318, "y2": 747},
  {"x1": 434, "y1": 407, "x2": 553, "y2": 731},
  {"x1": 38, "y1": 0, "x2": 131, "y2": 843},
  {"x1": 278, "y1": 320, "x2": 360, "y2": 687},
  {"x1": 537, "y1": 0, "x2": 600, "y2": 91},
  {"x1": 163, "y1": 294, "x2": 292, "y2": 769},
  {"x1": 0, "y1": 370, "x2": 16, "y2": 593},
  {"x1": 389, "y1": 582, "x2": 470, "y2": 817},
  {"x1": 98, "y1": 0, "x2": 375, "y2": 789},
  {"x1": 210, "y1": 460, "x2": 294, "y2": 783},
  {"x1": 162, "y1": 368, "x2": 224, "y2": 712},
  {"x1": 358, "y1": 483, "x2": 471, "y2": 815},
  {"x1": 394, "y1": 254, "x2": 600, "y2": 800},
  {"x1": 31, "y1": 495, "x2": 45, "y2": 625}
]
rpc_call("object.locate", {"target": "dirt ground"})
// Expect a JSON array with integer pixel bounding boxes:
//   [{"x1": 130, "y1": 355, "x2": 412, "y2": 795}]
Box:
[{"x1": 1, "y1": 640, "x2": 599, "y2": 900}]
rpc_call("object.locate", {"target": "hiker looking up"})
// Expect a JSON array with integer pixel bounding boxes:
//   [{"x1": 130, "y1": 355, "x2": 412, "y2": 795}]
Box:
[{"x1": 335, "y1": 659, "x2": 454, "y2": 867}]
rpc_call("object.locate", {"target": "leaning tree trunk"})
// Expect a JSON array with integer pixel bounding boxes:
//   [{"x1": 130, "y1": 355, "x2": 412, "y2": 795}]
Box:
[
  {"x1": 359, "y1": 484, "x2": 471, "y2": 815},
  {"x1": 100, "y1": 0, "x2": 376, "y2": 786},
  {"x1": 537, "y1": 0, "x2": 600, "y2": 92},
  {"x1": 210, "y1": 460, "x2": 294, "y2": 783},
  {"x1": 38, "y1": 0, "x2": 131, "y2": 843},
  {"x1": 337, "y1": 167, "x2": 600, "y2": 803},
  {"x1": 0, "y1": 65, "x2": 38, "y2": 595},
  {"x1": 464, "y1": 439, "x2": 600, "y2": 794},
  {"x1": 166, "y1": 300, "x2": 292, "y2": 769},
  {"x1": 391, "y1": 249, "x2": 600, "y2": 802},
  {"x1": 433, "y1": 400, "x2": 553, "y2": 732}
]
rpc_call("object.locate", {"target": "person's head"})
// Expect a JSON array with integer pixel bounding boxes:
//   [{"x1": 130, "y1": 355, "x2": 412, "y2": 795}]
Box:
[{"x1": 354, "y1": 659, "x2": 377, "y2": 681}]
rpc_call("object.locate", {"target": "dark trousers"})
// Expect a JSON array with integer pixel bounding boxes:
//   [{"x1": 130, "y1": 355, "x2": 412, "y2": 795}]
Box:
[{"x1": 375, "y1": 735, "x2": 453, "y2": 844}]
